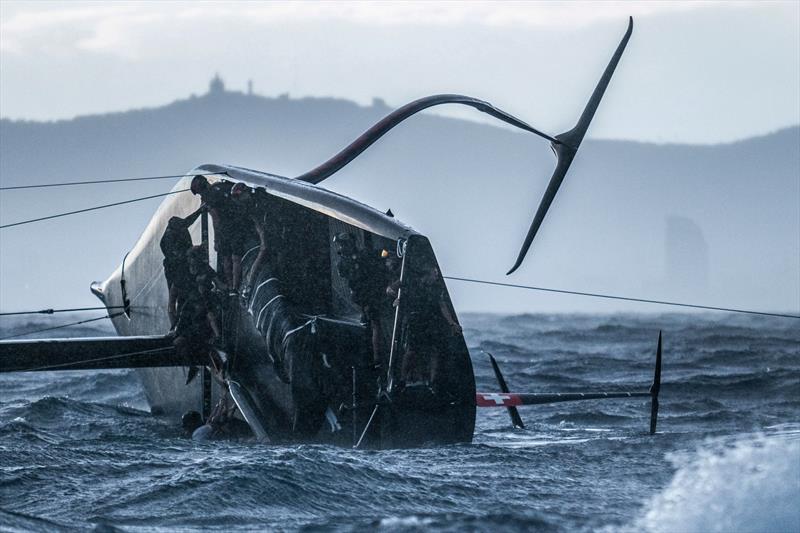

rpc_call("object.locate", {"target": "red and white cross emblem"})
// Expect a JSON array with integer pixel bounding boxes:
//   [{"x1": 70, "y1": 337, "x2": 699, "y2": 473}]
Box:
[{"x1": 475, "y1": 393, "x2": 521, "y2": 407}]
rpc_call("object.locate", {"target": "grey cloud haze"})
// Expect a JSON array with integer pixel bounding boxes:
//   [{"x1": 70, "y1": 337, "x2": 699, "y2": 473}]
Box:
[{"x1": 1, "y1": 1, "x2": 798, "y2": 143}]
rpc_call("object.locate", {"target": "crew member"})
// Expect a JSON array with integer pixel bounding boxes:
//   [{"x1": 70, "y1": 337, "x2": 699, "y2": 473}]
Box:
[
  {"x1": 181, "y1": 410, "x2": 204, "y2": 437},
  {"x1": 230, "y1": 182, "x2": 270, "y2": 297},
  {"x1": 190, "y1": 175, "x2": 248, "y2": 294},
  {"x1": 191, "y1": 387, "x2": 252, "y2": 441},
  {"x1": 334, "y1": 233, "x2": 392, "y2": 367},
  {"x1": 160, "y1": 208, "x2": 204, "y2": 330},
  {"x1": 187, "y1": 245, "x2": 223, "y2": 340},
  {"x1": 173, "y1": 246, "x2": 223, "y2": 371}
]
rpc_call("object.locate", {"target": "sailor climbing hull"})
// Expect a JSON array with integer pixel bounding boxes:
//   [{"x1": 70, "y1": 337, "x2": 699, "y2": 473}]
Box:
[{"x1": 91, "y1": 177, "x2": 222, "y2": 419}]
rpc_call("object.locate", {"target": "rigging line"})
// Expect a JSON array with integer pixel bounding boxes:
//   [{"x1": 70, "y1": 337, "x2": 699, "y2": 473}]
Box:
[
  {"x1": 0, "y1": 189, "x2": 190, "y2": 229},
  {"x1": 0, "y1": 172, "x2": 226, "y2": 191},
  {"x1": 443, "y1": 276, "x2": 800, "y2": 320},
  {"x1": 17, "y1": 346, "x2": 173, "y2": 372},
  {"x1": 0, "y1": 312, "x2": 124, "y2": 341},
  {"x1": 0, "y1": 306, "x2": 125, "y2": 317}
]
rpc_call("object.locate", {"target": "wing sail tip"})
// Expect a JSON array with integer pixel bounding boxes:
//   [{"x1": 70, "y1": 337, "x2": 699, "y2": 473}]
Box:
[
  {"x1": 506, "y1": 17, "x2": 632, "y2": 275},
  {"x1": 506, "y1": 260, "x2": 523, "y2": 276}
]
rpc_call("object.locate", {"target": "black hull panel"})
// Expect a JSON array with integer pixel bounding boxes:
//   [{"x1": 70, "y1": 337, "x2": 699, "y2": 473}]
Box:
[{"x1": 93, "y1": 171, "x2": 476, "y2": 447}]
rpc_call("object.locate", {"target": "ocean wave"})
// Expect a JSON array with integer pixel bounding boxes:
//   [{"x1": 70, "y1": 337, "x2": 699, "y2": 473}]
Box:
[
  {"x1": 0, "y1": 396, "x2": 160, "y2": 446},
  {"x1": 695, "y1": 332, "x2": 800, "y2": 346},
  {"x1": 5, "y1": 396, "x2": 148, "y2": 422},
  {"x1": 2, "y1": 313, "x2": 798, "y2": 531},
  {"x1": 0, "y1": 508, "x2": 76, "y2": 533},
  {"x1": 365, "y1": 512, "x2": 558, "y2": 532},
  {"x1": 0, "y1": 418, "x2": 63, "y2": 445},
  {"x1": 626, "y1": 433, "x2": 800, "y2": 533},
  {"x1": 544, "y1": 410, "x2": 633, "y2": 425},
  {"x1": 666, "y1": 369, "x2": 797, "y2": 395}
]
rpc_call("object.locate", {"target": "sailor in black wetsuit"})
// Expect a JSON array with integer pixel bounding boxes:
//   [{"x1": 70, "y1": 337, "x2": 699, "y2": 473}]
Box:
[
  {"x1": 187, "y1": 245, "x2": 223, "y2": 339},
  {"x1": 190, "y1": 175, "x2": 249, "y2": 294},
  {"x1": 190, "y1": 387, "x2": 252, "y2": 441},
  {"x1": 160, "y1": 208, "x2": 204, "y2": 330},
  {"x1": 173, "y1": 246, "x2": 223, "y2": 377},
  {"x1": 334, "y1": 233, "x2": 392, "y2": 368},
  {"x1": 230, "y1": 182, "x2": 272, "y2": 298}
]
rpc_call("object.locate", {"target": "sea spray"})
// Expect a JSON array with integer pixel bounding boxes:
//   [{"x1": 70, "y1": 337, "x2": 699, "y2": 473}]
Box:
[{"x1": 632, "y1": 433, "x2": 800, "y2": 533}]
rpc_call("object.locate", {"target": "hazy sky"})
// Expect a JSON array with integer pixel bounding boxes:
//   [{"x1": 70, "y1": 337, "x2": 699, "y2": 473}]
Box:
[{"x1": 1, "y1": 1, "x2": 798, "y2": 143}]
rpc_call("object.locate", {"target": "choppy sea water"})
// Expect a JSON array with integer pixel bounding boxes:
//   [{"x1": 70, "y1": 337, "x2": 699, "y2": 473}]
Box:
[{"x1": 1, "y1": 313, "x2": 798, "y2": 532}]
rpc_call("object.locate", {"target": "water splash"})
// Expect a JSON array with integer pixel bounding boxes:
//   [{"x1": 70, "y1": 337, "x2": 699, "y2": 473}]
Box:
[{"x1": 632, "y1": 432, "x2": 800, "y2": 533}]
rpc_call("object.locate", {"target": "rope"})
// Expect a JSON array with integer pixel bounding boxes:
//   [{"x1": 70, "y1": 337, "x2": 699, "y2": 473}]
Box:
[
  {"x1": 0, "y1": 172, "x2": 225, "y2": 191},
  {"x1": 0, "y1": 189, "x2": 189, "y2": 229},
  {"x1": 0, "y1": 312, "x2": 124, "y2": 341},
  {"x1": 443, "y1": 276, "x2": 800, "y2": 319},
  {"x1": 18, "y1": 345, "x2": 173, "y2": 372},
  {"x1": 0, "y1": 306, "x2": 125, "y2": 317}
]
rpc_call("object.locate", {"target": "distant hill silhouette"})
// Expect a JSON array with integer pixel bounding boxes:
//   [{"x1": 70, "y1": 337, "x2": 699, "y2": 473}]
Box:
[{"x1": 1, "y1": 87, "x2": 798, "y2": 313}]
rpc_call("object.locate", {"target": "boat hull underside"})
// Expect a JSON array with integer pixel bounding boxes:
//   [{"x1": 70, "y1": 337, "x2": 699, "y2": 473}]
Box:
[{"x1": 94, "y1": 172, "x2": 475, "y2": 448}]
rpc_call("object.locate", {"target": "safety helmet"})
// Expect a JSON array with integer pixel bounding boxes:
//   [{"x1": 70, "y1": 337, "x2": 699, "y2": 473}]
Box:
[
  {"x1": 231, "y1": 182, "x2": 250, "y2": 198},
  {"x1": 190, "y1": 175, "x2": 208, "y2": 195}
]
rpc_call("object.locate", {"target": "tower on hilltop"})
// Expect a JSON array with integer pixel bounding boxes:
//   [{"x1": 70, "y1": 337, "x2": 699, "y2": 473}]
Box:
[{"x1": 209, "y1": 73, "x2": 225, "y2": 95}]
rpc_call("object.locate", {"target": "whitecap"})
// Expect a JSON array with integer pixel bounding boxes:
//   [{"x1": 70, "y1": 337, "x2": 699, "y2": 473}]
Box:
[{"x1": 630, "y1": 433, "x2": 800, "y2": 533}]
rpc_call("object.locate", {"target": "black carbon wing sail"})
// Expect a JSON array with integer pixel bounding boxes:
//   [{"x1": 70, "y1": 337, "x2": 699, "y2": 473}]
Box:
[
  {"x1": 507, "y1": 17, "x2": 633, "y2": 274},
  {"x1": 293, "y1": 18, "x2": 633, "y2": 276},
  {"x1": 294, "y1": 94, "x2": 557, "y2": 185}
]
